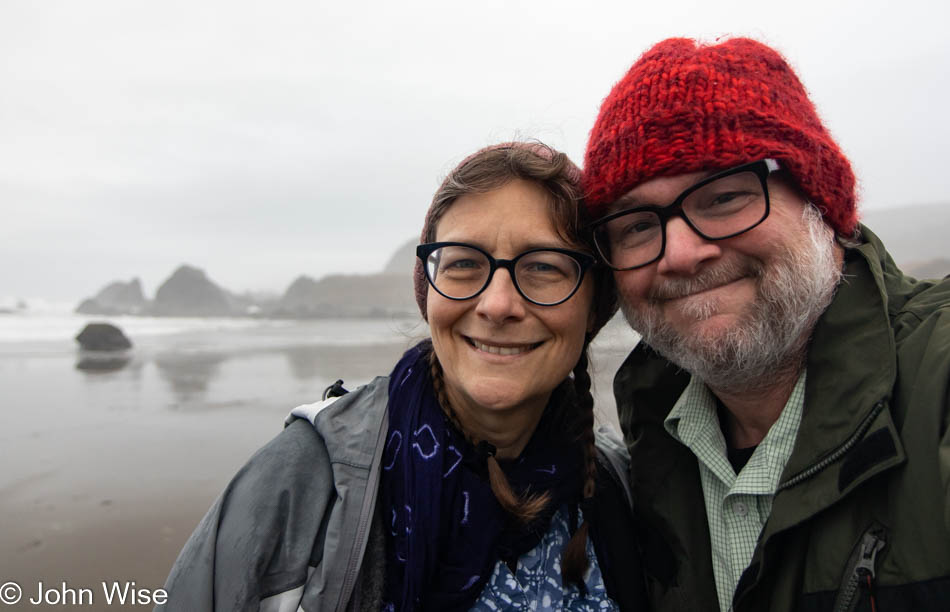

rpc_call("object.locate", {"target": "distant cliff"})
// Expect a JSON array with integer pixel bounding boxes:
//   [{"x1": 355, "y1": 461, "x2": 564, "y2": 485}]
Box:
[
  {"x1": 76, "y1": 278, "x2": 148, "y2": 315},
  {"x1": 151, "y1": 265, "x2": 233, "y2": 317},
  {"x1": 383, "y1": 238, "x2": 418, "y2": 275},
  {"x1": 74, "y1": 238, "x2": 420, "y2": 319},
  {"x1": 272, "y1": 272, "x2": 415, "y2": 318},
  {"x1": 861, "y1": 204, "x2": 949, "y2": 265},
  {"x1": 904, "y1": 258, "x2": 950, "y2": 280}
]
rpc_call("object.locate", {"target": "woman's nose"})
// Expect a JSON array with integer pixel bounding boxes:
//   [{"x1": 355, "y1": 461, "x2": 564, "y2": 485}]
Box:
[{"x1": 474, "y1": 268, "x2": 527, "y2": 323}]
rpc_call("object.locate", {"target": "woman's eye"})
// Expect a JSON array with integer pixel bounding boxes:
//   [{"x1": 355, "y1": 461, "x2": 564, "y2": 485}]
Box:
[{"x1": 446, "y1": 258, "x2": 477, "y2": 269}]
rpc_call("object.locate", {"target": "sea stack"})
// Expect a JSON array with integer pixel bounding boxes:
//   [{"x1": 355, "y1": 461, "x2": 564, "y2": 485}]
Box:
[
  {"x1": 75, "y1": 323, "x2": 133, "y2": 351},
  {"x1": 151, "y1": 265, "x2": 233, "y2": 317},
  {"x1": 76, "y1": 278, "x2": 149, "y2": 315}
]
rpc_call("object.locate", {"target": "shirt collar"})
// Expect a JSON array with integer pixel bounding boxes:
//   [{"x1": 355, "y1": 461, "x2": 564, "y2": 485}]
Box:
[{"x1": 664, "y1": 370, "x2": 807, "y2": 493}]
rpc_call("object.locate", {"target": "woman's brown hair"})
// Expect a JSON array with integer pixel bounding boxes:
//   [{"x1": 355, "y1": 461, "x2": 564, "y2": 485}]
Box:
[{"x1": 420, "y1": 142, "x2": 616, "y2": 588}]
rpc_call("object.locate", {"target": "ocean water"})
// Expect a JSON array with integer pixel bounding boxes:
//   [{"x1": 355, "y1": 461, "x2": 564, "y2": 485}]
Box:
[
  {"x1": 0, "y1": 310, "x2": 638, "y2": 604},
  {"x1": 0, "y1": 312, "x2": 426, "y2": 600}
]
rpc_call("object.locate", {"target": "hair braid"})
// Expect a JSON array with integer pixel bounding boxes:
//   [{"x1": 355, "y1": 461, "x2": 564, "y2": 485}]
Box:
[
  {"x1": 427, "y1": 350, "x2": 550, "y2": 524},
  {"x1": 560, "y1": 342, "x2": 597, "y2": 589}
]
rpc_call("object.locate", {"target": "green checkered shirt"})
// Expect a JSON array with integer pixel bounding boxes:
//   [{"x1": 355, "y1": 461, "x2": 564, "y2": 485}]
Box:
[{"x1": 664, "y1": 371, "x2": 806, "y2": 612}]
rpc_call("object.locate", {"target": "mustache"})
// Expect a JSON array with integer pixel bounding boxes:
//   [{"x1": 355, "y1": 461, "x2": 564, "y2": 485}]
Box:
[{"x1": 648, "y1": 259, "x2": 763, "y2": 301}]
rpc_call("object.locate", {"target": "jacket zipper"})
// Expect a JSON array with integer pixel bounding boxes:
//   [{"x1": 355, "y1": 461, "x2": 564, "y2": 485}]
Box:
[
  {"x1": 337, "y1": 402, "x2": 389, "y2": 611},
  {"x1": 833, "y1": 528, "x2": 886, "y2": 612},
  {"x1": 733, "y1": 401, "x2": 885, "y2": 611},
  {"x1": 777, "y1": 400, "x2": 885, "y2": 492}
]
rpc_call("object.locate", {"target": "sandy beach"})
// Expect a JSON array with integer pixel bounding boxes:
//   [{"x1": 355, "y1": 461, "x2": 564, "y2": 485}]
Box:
[{"x1": 0, "y1": 313, "x2": 636, "y2": 610}]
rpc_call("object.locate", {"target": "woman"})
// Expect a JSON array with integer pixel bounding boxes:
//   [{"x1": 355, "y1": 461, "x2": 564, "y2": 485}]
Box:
[{"x1": 159, "y1": 142, "x2": 644, "y2": 611}]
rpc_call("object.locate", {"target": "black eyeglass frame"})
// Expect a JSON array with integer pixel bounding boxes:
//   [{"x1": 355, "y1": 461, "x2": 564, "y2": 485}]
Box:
[
  {"x1": 416, "y1": 241, "x2": 596, "y2": 306},
  {"x1": 588, "y1": 159, "x2": 781, "y2": 271}
]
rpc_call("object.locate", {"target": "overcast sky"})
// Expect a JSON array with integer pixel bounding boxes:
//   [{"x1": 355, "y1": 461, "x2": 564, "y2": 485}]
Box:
[{"x1": 3, "y1": 0, "x2": 949, "y2": 303}]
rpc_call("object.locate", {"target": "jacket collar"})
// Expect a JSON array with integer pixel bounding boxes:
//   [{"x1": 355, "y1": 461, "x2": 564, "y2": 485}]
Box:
[{"x1": 777, "y1": 226, "x2": 902, "y2": 486}]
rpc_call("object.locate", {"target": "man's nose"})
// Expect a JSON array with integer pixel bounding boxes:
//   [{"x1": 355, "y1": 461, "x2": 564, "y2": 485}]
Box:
[
  {"x1": 475, "y1": 268, "x2": 527, "y2": 323},
  {"x1": 656, "y1": 216, "x2": 722, "y2": 275}
]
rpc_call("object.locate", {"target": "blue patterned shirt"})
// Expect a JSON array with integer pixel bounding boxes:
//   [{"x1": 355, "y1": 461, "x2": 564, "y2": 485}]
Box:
[{"x1": 471, "y1": 507, "x2": 618, "y2": 611}]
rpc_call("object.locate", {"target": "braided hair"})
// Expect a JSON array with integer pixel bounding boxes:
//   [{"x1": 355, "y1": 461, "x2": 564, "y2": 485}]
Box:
[
  {"x1": 428, "y1": 350, "x2": 550, "y2": 523},
  {"x1": 417, "y1": 142, "x2": 618, "y2": 590},
  {"x1": 428, "y1": 341, "x2": 597, "y2": 589}
]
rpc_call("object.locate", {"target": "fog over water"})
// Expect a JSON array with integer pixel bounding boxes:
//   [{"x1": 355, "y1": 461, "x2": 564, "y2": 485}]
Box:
[{"x1": 3, "y1": 0, "x2": 950, "y2": 302}]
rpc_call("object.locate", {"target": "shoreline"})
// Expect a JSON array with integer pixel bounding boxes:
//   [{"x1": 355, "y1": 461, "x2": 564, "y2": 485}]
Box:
[{"x1": 0, "y1": 316, "x2": 636, "y2": 610}]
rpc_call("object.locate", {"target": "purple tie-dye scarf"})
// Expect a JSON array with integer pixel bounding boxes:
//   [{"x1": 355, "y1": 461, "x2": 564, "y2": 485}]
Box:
[{"x1": 380, "y1": 341, "x2": 583, "y2": 612}]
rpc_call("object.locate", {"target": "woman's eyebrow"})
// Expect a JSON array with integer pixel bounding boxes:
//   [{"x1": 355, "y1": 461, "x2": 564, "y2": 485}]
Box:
[
  {"x1": 435, "y1": 239, "x2": 570, "y2": 254},
  {"x1": 517, "y1": 241, "x2": 571, "y2": 252}
]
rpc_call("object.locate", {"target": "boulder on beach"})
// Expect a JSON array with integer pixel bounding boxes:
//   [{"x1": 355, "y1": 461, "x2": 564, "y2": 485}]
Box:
[
  {"x1": 76, "y1": 322, "x2": 133, "y2": 351},
  {"x1": 76, "y1": 278, "x2": 148, "y2": 315},
  {"x1": 151, "y1": 265, "x2": 234, "y2": 317}
]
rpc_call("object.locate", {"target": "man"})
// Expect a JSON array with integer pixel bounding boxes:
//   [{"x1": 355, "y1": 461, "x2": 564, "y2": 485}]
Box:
[{"x1": 582, "y1": 37, "x2": 950, "y2": 611}]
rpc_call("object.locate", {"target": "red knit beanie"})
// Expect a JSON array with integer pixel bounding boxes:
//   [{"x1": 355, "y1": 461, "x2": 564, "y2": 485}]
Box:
[{"x1": 583, "y1": 37, "x2": 858, "y2": 236}]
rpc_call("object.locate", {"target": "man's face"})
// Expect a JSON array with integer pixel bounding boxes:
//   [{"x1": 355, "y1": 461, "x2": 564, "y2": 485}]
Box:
[{"x1": 613, "y1": 168, "x2": 844, "y2": 391}]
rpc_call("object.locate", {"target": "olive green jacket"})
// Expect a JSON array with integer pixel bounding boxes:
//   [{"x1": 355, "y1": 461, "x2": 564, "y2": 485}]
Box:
[{"x1": 616, "y1": 226, "x2": 950, "y2": 612}]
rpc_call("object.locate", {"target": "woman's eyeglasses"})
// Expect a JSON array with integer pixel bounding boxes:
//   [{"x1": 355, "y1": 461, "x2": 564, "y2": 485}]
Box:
[{"x1": 416, "y1": 242, "x2": 595, "y2": 306}]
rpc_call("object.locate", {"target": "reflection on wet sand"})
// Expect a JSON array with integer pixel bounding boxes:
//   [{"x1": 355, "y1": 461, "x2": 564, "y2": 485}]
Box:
[
  {"x1": 283, "y1": 345, "x2": 323, "y2": 381},
  {"x1": 147, "y1": 341, "x2": 413, "y2": 410},
  {"x1": 282, "y1": 342, "x2": 412, "y2": 383},
  {"x1": 154, "y1": 351, "x2": 226, "y2": 403},
  {"x1": 75, "y1": 350, "x2": 134, "y2": 373}
]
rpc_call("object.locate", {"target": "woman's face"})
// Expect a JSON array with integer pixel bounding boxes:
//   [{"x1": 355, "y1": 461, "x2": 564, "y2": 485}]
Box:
[{"x1": 428, "y1": 179, "x2": 594, "y2": 418}]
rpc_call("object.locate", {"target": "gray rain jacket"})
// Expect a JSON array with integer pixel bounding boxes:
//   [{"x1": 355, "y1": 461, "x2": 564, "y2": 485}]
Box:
[{"x1": 157, "y1": 376, "x2": 632, "y2": 612}]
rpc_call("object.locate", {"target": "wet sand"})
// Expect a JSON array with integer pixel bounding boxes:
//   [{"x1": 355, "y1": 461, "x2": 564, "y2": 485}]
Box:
[{"x1": 0, "y1": 315, "x2": 636, "y2": 610}]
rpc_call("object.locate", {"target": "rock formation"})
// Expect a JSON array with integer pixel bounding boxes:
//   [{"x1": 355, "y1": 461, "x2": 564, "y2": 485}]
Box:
[
  {"x1": 382, "y1": 238, "x2": 418, "y2": 276},
  {"x1": 905, "y1": 258, "x2": 950, "y2": 280},
  {"x1": 76, "y1": 278, "x2": 148, "y2": 315},
  {"x1": 73, "y1": 238, "x2": 421, "y2": 319},
  {"x1": 272, "y1": 271, "x2": 416, "y2": 318},
  {"x1": 151, "y1": 265, "x2": 234, "y2": 317},
  {"x1": 75, "y1": 322, "x2": 133, "y2": 351}
]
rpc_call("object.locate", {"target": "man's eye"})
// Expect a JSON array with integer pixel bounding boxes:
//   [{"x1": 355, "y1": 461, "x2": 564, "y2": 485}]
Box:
[
  {"x1": 699, "y1": 191, "x2": 756, "y2": 211},
  {"x1": 619, "y1": 218, "x2": 659, "y2": 236}
]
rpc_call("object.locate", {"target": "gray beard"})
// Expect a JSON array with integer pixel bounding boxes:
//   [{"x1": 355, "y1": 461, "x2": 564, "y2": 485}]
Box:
[{"x1": 622, "y1": 206, "x2": 842, "y2": 393}]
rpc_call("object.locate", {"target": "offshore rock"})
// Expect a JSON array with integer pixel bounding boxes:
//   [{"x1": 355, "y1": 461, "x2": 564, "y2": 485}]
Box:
[
  {"x1": 75, "y1": 322, "x2": 133, "y2": 351},
  {"x1": 151, "y1": 265, "x2": 233, "y2": 317},
  {"x1": 76, "y1": 278, "x2": 148, "y2": 315}
]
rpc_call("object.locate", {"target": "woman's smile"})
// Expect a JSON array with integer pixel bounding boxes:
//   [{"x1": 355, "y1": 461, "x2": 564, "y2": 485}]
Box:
[
  {"x1": 464, "y1": 335, "x2": 544, "y2": 356},
  {"x1": 427, "y1": 178, "x2": 593, "y2": 417}
]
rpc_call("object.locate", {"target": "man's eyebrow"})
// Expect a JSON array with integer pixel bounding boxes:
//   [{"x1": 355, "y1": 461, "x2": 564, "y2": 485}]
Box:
[{"x1": 609, "y1": 193, "x2": 648, "y2": 213}]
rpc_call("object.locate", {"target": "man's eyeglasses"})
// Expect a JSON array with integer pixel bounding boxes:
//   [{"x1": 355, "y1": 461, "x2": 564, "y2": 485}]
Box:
[
  {"x1": 589, "y1": 159, "x2": 781, "y2": 270},
  {"x1": 416, "y1": 242, "x2": 595, "y2": 306}
]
